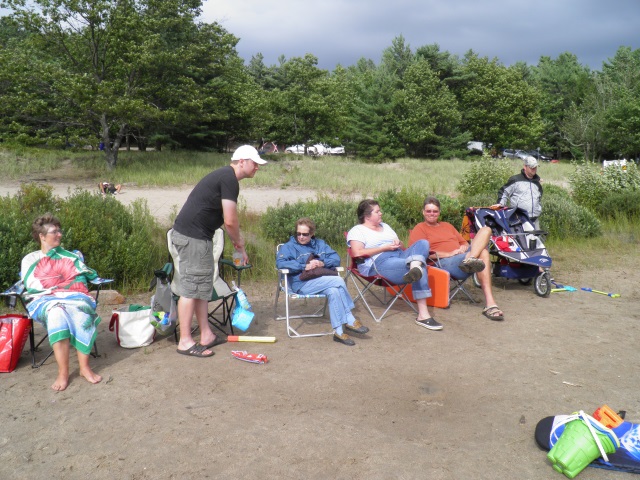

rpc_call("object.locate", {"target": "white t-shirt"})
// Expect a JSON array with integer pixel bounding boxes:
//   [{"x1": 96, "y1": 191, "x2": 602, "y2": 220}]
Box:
[{"x1": 346, "y1": 223, "x2": 399, "y2": 275}]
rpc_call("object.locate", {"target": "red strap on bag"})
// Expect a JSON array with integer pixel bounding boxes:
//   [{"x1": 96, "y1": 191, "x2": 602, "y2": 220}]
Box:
[
  {"x1": 0, "y1": 314, "x2": 31, "y2": 373},
  {"x1": 108, "y1": 312, "x2": 121, "y2": 346}
]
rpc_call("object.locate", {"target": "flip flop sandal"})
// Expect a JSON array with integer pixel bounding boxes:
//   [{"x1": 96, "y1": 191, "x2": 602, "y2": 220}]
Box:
[
  {"x1": 202, "y1": 336, "x2": 227, "y2": 349},
  {"x1": 482, "y1": 305, "x2": 504, "y2": 321},
  {"x1": 460, "y1": 257, "x2": 485, "y2": 274},
  {"x1": 177, "y1": 343, "x2": 215, "y2": 357}
]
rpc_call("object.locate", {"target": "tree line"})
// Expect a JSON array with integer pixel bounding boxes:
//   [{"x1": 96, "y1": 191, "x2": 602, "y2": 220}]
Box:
[{"x1": 1, "y1": 0, "x2": 639, "y2": 168}]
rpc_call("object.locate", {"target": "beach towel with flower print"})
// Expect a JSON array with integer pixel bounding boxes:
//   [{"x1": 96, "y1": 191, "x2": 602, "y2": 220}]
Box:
[{"x1": 22, "y1": 247, "x2": 101, "y2": 354}]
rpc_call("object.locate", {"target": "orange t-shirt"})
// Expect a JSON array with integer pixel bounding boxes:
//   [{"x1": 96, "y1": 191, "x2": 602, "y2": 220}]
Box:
[{"x1": 409, "y1": 222, "x2": 468, "y2": 253}]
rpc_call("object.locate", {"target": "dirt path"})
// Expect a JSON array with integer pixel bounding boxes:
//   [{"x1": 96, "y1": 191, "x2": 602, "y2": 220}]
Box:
[
  {"x1": 1, "y1": 179, "x2": 639, "y2": 479},
  {"x1": 0, "y1": 181, "x2": 320, "y2": 225}
]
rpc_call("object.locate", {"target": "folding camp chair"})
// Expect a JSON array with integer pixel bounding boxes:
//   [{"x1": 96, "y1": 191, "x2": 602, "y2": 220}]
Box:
[
  {"x1": 406, "y1": 228, "x2": 478, "y2": 305},
  {"x1": 344, "y1": 234, "x2": 417, "y2": 323},
  {"x1": 168, "y1": 228, "x2": 251, "y2": 342},
  {"x1": 274, "y1": 244, "x2": 343, "y2": 338},
  {"x1": 1, "y1": 254, "x2": 113, "y2": 369},
  {"x1": 429, "y1": 253, "x2": 478, "y2": 304}
]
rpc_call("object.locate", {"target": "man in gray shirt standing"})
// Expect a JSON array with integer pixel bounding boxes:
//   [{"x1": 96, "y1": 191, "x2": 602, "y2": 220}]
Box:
[{"x1": 494, "y1": 156, "x2": 543, "y2": 228}]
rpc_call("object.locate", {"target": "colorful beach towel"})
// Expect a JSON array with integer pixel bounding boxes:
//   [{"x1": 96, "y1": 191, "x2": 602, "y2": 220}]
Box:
[
  {"x1": 22, "y1": 247, "x2": 101, "y2": 354},
  {"x1": 23, "y1": 246, "x2": 98, "y2": 297}
]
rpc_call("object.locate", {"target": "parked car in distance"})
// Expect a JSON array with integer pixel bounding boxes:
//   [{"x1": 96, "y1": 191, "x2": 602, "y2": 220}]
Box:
[
  {"x1": 284, "y1": 143, "x2": 345, "y2": 155},
  {"x1": 503, "y1": 149, "x2": 528, "y2": 160},
  {"x1": 325, "y1": 145, "x2": 345, "y2": 155},
  {"x1": 284, "y1": 144, "x2": 306, "y2": 154},
  {"x1": 526, "y1": 150, "x2": 553, "y2": 162}
]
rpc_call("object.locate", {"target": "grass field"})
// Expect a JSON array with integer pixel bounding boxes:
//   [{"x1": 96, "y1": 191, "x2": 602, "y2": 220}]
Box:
[
  {"x1": 1, "y1": 147, "x2": 576, "y2": 193},
  {"x1": 1, "y1": 147, "x2": 636, "y2": 284}
]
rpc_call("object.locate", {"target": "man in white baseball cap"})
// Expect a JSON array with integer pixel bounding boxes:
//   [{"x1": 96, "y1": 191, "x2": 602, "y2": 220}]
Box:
[
  {"x1": 231, "y1": 144, "x2": 268, "y2": 164},
  {"x1": 494, "y1": 155, "x2": 543, "y2": 227},
  {"x1": 167, "y1": 145, "x2": 266, "y2": 357}
]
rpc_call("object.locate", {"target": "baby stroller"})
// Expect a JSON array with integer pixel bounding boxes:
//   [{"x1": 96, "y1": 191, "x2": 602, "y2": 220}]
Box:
[{"x1": 465, "y1": 207, "x2": 552, "y2": 297}]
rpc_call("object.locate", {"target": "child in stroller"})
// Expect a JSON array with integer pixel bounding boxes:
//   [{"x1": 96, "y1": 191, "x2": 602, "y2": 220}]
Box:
[{"x1": 465, "y1": 207, "x2": 552, "y2": 297}]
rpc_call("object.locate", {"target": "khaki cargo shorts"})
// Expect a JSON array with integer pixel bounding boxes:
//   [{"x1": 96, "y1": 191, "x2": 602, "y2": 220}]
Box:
[{"x1": 167, "y1": 229, "x2": 215, "y2": 300}]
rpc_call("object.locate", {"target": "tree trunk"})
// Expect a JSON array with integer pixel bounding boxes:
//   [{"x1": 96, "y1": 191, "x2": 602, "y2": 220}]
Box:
[{"x1": 100, "y1": 114, "x2": 127, "y2": 170}]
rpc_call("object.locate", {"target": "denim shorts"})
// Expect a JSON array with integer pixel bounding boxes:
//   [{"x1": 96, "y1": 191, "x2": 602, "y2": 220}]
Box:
[
  {"x1": 436, "y1": 246, "x2": 471, "y2": 281},
  {"x1": 167, "y1": 229, "x2": 214, "y2": 300}
]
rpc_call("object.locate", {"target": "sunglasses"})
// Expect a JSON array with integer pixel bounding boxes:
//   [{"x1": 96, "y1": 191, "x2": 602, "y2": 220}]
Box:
[
  {"x1": 296, "y1": 232, "x2": 311, "y2": 237},
  {"x1": 46, "y1": 229, "x2": 63, "y2": 235},
  {"x1": 424, "y1": 210, "x2": 440, "y2": 214}
]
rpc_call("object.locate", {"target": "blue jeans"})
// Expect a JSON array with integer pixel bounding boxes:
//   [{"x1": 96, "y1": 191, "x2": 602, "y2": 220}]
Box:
[
  {"x1": 372, "y1": 240, "x2": 432, "y2": 300},
  {"x1": 295, "y1": 276, "x2": 356, "y2": 330}
]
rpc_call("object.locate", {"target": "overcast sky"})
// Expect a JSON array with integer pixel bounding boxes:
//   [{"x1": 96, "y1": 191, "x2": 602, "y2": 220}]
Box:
[{"x1": 202, "y1": 0, "x2": 640, "y2": 71}]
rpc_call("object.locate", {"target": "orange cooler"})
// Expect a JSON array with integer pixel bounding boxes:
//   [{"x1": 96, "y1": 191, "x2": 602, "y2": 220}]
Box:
[{"x1": 386, "y1": 266, "x2": 450, "y2": 308}]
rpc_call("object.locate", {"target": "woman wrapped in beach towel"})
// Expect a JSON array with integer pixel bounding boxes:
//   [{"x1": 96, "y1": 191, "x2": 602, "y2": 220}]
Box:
[{"x1": 21, "y1": 214, "x2": 103, "y2": 391}]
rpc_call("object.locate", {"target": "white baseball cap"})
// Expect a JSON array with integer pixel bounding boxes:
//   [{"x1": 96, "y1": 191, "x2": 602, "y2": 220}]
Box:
[
  {"x1": 524, "y1": 156, "x2": 538, "y2": 168},
  {"x1": 231, "y1": 145, "x2": 267, "y2": 164}
]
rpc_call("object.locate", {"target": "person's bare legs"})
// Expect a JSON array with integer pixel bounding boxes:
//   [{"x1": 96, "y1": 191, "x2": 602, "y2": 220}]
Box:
[
  {"x1": 115, "y1": 184, "x2": 122, "y2": 193},
  {"x1": 177, "y1": 297, "x2": 213, "y2": 355},
  {"x1": 194, "y1": 299, "x2": 218, "y2": 348},
  {"x1": 476, "y1": 248, "x2": 499, "y2": 308},
  {"x1": 51, "y1": 339, "x2": 70, "y2": 391},
  {"x1": 467, "y1": 227, "x2": 502, "y2": 313},
  {"x1": 416, "y1": 298, "x2": 431, "y2": 320},
  {"x1": 465, "y1": 226, "x2": 492, "y2": 259},
  {"x1": 78, "y1": 351, "x2": 102, "y2": 385}
]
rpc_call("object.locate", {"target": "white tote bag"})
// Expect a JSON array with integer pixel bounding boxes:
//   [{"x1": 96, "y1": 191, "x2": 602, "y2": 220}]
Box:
[{"x1": 109, "y1": 306, "x2": 155, "y2": 348}]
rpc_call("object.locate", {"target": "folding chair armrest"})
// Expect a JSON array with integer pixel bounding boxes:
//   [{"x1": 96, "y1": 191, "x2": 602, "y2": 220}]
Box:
[
  {"x1": 336, "y1": 266, "x2": 344, "y2": 272},
  {"x1": 220, "y1": 258, "x2": 252, "y2": 271},
  {"x1": 1, "y1": 280, "x2": 25, "y2": 297},
  {"x1": 90, "y1": 278, "x2": 114, "y2": 287},
  {"x1": 278, "y1": 268, "x2": 290, "y2": 274}
]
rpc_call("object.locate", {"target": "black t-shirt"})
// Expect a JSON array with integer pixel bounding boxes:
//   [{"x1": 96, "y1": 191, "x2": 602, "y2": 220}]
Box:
[{"x1": 173, "y1": 166, "x2": 239, "y2": 240}]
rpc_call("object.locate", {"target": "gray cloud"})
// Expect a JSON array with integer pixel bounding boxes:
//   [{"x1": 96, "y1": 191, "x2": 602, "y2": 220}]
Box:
[{"x1": 204, "y1": 0, "x2": 640, "y2": 70}]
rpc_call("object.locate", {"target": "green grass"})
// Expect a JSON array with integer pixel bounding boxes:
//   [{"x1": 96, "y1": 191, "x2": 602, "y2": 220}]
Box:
[
  {"x1": 0, "y1": 147, "x2": 634, "y2": 285},
  {"x1": 0, "y1": 147, "x2": 577, "y2": 195}
]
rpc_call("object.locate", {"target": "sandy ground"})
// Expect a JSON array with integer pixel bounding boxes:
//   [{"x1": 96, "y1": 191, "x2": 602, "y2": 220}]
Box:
[
  {"x1": 1, "y1": 180, "x2": 639, "y2": 479},
  {"x1": 0, "y1": 180, "x2": 320, "y2": 226}
]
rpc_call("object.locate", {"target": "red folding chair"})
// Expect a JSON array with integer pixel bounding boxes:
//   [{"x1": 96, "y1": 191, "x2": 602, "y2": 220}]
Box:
[{"x1": 344, "y1": 233, "x2": 417, "y2": 323}]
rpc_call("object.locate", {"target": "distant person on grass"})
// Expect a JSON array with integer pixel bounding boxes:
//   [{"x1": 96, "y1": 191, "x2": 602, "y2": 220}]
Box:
[
  {"x1": 99, "y1": 182, "x2": 122, "y2": 196},
  {"x1": 168, "y1": 145, "x2": 267, "y2": 358}
]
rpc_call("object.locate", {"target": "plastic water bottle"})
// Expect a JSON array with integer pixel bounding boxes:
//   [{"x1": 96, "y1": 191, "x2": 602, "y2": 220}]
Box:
[
  {"x1": 232, "y1": 282, "x2": 251, "y2": 310},
  {"x1": 232, "y1": 251, "x2": 243, "y2": 267}
]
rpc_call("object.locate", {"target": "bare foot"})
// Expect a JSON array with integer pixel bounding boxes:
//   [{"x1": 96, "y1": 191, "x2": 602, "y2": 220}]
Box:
[
  {"x1": 51, "y1": 373, "x2": 69, "y2": 391},
  {"x1": 80, "y1": 368, "x2": 102, "y2": 384}
]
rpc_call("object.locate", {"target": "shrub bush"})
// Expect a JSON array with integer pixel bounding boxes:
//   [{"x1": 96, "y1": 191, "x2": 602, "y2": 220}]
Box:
[
  {"x1": 596, "y1": 190, "x2": 640, "y2": 220},
  {"x1": 569, "y1": 162, "x2": 608, "y2": 211},
  {"x1": 377, "y1": 189, "x2": 465, "y2": 232},
  {"x1": 570, "y1": 161, "x2": 640, "y2": 212},
  {"x1": 457, "y1": 154, "x2": 513, "y2": 197},
  {"x1": 540, "y1": 191, "x2": 602, "y2": 239},
  {"x1": 543, "y1": 184, "x2": 572, "y2": 200},
  {"x1": 377, "y1": 188, "x2": 426, "y2": 230},
  {"x1": 260, "y1": 197, "x2": 360, "y2": 248},
  {"x1": 0, "y1": 184, "x2": 166, "y2": 290}
]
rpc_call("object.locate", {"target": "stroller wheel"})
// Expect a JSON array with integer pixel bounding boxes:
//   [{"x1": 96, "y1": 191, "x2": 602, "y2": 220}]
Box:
[
  {"x1": 534, "y1": 271, "x2": 552, "y2": 297},
  {"x1": 472, "y1": 273, "x2": 481, "y2": 288},
  {"x1": 518, "y1": 278, "x2": 533, "y2": 286}
]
